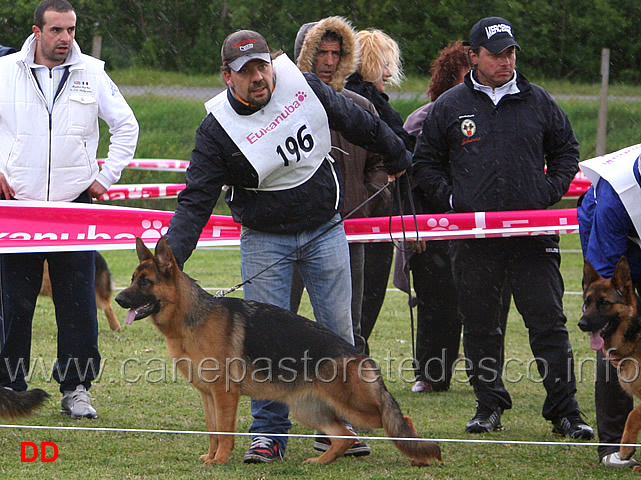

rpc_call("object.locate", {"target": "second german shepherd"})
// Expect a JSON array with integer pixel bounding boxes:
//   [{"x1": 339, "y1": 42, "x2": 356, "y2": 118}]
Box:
[
  {"x1": 579, "y1": 256, "x2": 641, "y2": 466},
  {"x1": 115, "y1": 237, "x2": 442, "y2": 466},
  {"x1": 40, "y1": 252, "x2": 121, "y2": 332}
]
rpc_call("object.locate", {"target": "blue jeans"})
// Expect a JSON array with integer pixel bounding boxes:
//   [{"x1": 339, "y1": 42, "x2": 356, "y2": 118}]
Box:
[{"x1": 240, "y1": 214, "x2": 353, "y2": 450}]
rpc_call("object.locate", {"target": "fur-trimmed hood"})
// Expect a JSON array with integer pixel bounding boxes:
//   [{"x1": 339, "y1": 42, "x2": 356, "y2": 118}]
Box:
[{"x1": 294, "y1": 16, "x2": 359, "y2": 92}]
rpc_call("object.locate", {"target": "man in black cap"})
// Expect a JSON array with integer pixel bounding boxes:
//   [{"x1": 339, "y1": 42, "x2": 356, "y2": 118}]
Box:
[
  {"x1": 412, "y1": 16, "x2": 593, "y2": 439},
  {"x1": 164, "y1": 29, "x2": 410, "y2": 464}
]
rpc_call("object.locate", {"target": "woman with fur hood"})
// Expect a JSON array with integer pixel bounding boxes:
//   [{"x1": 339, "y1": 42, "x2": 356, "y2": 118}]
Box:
[{"x1": 291, "y1": 16, "x2": 391, "y2": 360}]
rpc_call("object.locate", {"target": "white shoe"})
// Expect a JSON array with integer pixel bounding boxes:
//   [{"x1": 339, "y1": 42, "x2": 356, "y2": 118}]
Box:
[
  {"x1": 60, "y1": 385, "x2": 97, "y2": 419},
  {"x1": 601, "y1": 451, "x2": 641, "y2": 468}
]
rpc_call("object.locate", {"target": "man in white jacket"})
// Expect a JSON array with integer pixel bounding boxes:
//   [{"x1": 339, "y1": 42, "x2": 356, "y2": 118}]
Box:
[{"x1": 0, "y1": 0, "x2": 138, "y2": 418}]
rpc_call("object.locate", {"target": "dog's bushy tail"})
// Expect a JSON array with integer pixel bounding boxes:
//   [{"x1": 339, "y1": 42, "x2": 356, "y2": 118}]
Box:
[
  {"x1": 380, "y1": 385, "x2": 442, "y2": 466},
  {"x1": 0, "y1": 387, "x2": 50, "y2": 418}
]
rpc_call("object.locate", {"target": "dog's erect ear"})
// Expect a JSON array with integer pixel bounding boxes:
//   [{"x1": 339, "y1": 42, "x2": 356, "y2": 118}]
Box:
[
  {"x1": 612, "y1": 256, "x2": 633, "y2": 293},
  {"x1": 583, "y1": 259, "x2": 602, "y2": 290},
  {"x1": 136, "y1": 237, "x2": 154, "y2": 262},
  {"x1": 154, "y1": 236, "x2": 177, "y2": 275}
]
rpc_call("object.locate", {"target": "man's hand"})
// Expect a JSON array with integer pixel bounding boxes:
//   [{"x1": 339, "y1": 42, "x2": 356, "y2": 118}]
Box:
[
  {"x1": 388, "y1": 169, "x2": 406, "y2": 183},
  {"x1": 0, "y1": 173, "x2": 15, "y2": 200},
  {"x1": 87, "y1": 180, "x2": 107, "y2": 200}
]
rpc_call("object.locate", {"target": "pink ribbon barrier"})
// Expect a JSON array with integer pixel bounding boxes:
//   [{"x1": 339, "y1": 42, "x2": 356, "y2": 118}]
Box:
[
  {"x1": 0, "y1": 201, "x2": 578, "y2": 253},
  {"x1": 99, "y1": 159, "x2": 590, "y2": 200},
  {"x1": 99, "y1": 184, "x2": 186, "y2": 201},
  {"x1": 98, "y1": 158, "x2": 190, "y2": 172}
]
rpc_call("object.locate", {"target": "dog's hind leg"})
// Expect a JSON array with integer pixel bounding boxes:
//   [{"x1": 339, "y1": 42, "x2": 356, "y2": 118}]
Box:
[
  {"x1": 304, "y1": 422, "x2": 354, "y2": 464},
  {"x1": 620, "y1": 403, "x2": 641, "y2": 460},
  {"x1": 198, "y1": 390, "x2": 219, "y2": 465},
  {"x1": 289, "y1": 396, "x2": 354, "y2": 464}
]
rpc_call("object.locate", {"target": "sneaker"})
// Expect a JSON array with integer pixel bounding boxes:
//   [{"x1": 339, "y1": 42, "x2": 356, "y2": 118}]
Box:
[
  {"x1": 243, "y1": 436, "x2": 283, "y2": 464},
  {"x1": 601, "y1": 451, "x2": 641, "y2": 468},
  {"x1": 314, "y1": 425, "x2": 371, "y2": 457},
  {"x1": 465, "y1": 404, "x2": 503, "y2": 433},
  {"x1": 551, "y1": 412, "x2": 594, "y2": 440},
  {"x1": 60, "y1": 385, "x2": 97, "y2": 419},
  {"x1": 411, "y1": 380, "x2": 433, "y2": 393}
]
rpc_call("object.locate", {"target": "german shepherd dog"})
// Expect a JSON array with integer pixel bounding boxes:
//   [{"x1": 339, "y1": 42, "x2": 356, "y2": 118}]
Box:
[
  {"x1": 115, "y1": 237, "x2": 442, "y2": 466},
  {"x1": 40, "y1": 252, "x2": 121, "y2": 332},
  {"x1": 579, "y1": 256, "x2": 641, "y2": 466},
  {"x1": 0, "y1": 387, "x2": 49, "y2": 419}
]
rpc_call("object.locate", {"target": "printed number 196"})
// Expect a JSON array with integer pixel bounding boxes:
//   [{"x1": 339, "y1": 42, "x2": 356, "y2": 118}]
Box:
[{"x1": 276, "y1": 124, "x2": 314, "y2": 166}]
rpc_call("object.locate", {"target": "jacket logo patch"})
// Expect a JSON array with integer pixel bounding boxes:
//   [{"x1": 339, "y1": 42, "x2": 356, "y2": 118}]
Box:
[{"x1": 461, "y1": 119, "x2": 476, "y2": 137}]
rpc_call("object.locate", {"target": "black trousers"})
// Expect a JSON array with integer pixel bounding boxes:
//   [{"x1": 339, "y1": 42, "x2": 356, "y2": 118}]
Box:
[
  {"x1": 450, "y1": 236, "x2": 579, "y2": 420},
  {"x1": 0, "y1": 250, "x2": 99, "y2": 392},
  {"x1": 360, "y1": 241, "x2": 394, "y2": 354},
  {"x1": 410, "y1": 241, "x2": 460, "y2": 390},
  {"x1": 595, "y1": 348, "x2": 634, "y2": 459}
]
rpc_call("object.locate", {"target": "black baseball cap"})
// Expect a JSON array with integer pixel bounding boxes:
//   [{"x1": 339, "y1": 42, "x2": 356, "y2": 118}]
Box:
[
  {"x1": 221, "y1": 30, "x2": 271, "y2": 71},
  {"x1": 469, "y1": 17, "x2": 520, "y2": 54}
]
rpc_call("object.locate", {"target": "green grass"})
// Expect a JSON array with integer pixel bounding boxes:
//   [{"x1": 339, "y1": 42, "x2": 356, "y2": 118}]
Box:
[{"x1": 0, "y1": 235, "x2": 631, "y2": 479}]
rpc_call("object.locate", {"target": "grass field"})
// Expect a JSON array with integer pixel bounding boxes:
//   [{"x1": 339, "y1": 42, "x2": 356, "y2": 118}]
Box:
[
  {"x1": 0, "y1": 233, "x2": 635, "y2": 479},
  {"x1": 2, "y1": 75, "x2": 640, "y2": 478}
]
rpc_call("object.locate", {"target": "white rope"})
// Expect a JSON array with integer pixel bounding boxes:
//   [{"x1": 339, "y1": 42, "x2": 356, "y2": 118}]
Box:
[{"x1": 0, "y1": 423, "x2": 637, "y2": 449}]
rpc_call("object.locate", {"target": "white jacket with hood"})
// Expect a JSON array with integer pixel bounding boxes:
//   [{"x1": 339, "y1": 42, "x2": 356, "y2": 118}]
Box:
[{"x1": 0, "y1": 34, "x2": 138, "y2": 201}]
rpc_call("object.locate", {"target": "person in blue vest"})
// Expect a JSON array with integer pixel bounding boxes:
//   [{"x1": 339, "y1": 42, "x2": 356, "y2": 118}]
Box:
[
  {"x1": 0, "y1": 44, "x2": 17, "y2": 56},
  {"x1": 578, "y1": 145, "x2": 641, "y2": 468},
  {"x1": 164, "y1": 29, "x2": 410, "y2": 464}
]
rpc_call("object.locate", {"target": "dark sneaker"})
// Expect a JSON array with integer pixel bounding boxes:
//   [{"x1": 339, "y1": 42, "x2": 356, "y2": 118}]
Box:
[
  {"x1": 314, "y1": 425, "x2": 371, "y2": 457},
  {"x1": 411, "y1": 380, "x2": 433, "y2": 393},
  {"x1": 465, "y1": 404, "x2": 503, "y2": 433},
  {"x1": 552, "y1": 412, "x2": 594, "y2": 440},
  {"x1": 243, "y1": 436, "x2": 283, "y2": 464}
]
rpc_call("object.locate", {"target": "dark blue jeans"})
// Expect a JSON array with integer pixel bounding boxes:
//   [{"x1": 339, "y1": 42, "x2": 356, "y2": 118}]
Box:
[{"x1": 0, "y1": 249, "x2": 100, "y2": 393}]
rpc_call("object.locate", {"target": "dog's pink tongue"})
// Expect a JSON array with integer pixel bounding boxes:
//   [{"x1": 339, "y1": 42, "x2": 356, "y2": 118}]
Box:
[
  {"x1": 590, "y1": 331, "x2": 605, "y2": 351},
  {"x1": 125, "y1": 309, "x2": 137, "y2": 325}
]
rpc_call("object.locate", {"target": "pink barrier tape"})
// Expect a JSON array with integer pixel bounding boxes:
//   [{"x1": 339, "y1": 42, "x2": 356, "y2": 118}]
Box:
[
  {"x1": 99, "y1": 184, "x2": 186, "y2": 201},
  {"x1": 97, "y1": 158, "x2": 189, "y2": 172},
  {"x1": 97, "y1": 158, "x2": 591, "y2": 199},
  {"x1": 0, "y1": 201, "x2": 578, "y2": 253},
  {"x1": 102, "y1": 181, "x2": 587, "y2": 201}
]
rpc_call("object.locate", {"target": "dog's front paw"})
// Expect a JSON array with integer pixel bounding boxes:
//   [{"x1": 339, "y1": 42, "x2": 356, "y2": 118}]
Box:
[
  {"x1": 303, "y1": 456, "x2": 322, "y2": 464},
  {"x1": 200, "y1": 453, "x2": 215, "y2": 465}
]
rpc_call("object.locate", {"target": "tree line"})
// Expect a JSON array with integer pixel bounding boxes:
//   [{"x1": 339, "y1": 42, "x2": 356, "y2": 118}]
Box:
[{"x1": 1, "y1": 0, "x2": 639, "y2": 83}]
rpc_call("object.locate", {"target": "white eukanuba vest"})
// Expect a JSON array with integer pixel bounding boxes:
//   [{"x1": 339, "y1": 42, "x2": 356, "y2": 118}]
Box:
[
  {"x1": 580, "y1": 144, "x2": 641, "y2": 240},
  {"x1": 205, "y1": 54, "x2": 331, "y2": 191}
]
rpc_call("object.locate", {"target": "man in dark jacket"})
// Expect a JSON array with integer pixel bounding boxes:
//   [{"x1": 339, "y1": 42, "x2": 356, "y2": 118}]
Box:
[
  {"x1": 412, "y1": 16, "x2": 592, "y2": 439},
  {"x1": 164, "y1": 29, "x2": 409, "y2": 464}
]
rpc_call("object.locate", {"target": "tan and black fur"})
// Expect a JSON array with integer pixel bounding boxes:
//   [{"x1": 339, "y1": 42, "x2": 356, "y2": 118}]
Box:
[
  {"x1": 0, "y1": 387, "x2": 49, "y2": 419},
  {"x1": 40, "y1": 252, "x2": 121, "y2": 332},
  {"x1": 579, "y1": 257, "x2": 641, "y2": 467},
  {"x1": 115, "y1": 236, "x2": 442, "y2": 466}
]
